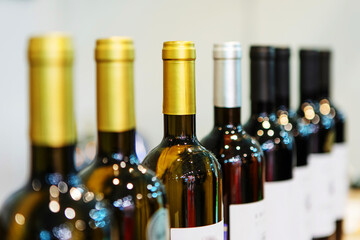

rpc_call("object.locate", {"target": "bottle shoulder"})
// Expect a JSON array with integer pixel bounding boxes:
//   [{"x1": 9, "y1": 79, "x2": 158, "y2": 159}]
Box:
[
  {"x1": 244, "y1": 114, "x2": 294, "y2": 152},
  {"x1": 143, "y1": 139, "x2": 221, "y2": 180},
  {"x1": 1, "y1": 182, "x2": 109, "y2": 239},
  {"x1": 80, "y1": 155, "x2": 166, "y2": 205}
]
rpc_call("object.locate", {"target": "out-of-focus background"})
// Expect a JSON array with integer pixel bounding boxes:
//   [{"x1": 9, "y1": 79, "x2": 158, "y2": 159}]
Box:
[{"x1": 0, "y1": 0, "x2": 358, "y2": 218}]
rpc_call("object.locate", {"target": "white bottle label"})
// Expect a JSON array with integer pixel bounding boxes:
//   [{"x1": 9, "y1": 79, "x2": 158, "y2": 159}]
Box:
[
  {"x1": 308, "y1": 153, "x2": 336, "y2": 237},
  {"x1": 147, "y1": 208, "x2": 170, "y2": 240},
  {"x1": 264, "y1": 179, "x2": 294, "y2": 240},
  {"x1": 229, "y1": 200, "x2": 266, "y2": 240},
  {"x1": 171, "y1": 220, "x2": 224, "y2": 240},
  {"x1": 332, "y1": 143, "x2": 349, "y2": 219},
  {"x1": 292, "y1": 165, "x2": 312, "y2": 240}
]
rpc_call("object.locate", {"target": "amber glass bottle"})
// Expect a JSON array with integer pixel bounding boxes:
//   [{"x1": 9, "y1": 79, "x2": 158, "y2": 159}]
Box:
[
  {"x1": 80, "y1": 37, "x2": 170, "y2": 240},
  {"x1": 143, "y1": 41, "x2": 223, "y2": 240},
  {"x1": 0, "y1": 34, "x2": 110, "y2": 240},
  {"x1": 201, "y1": 42, "x2": 265, "y2": 240}
]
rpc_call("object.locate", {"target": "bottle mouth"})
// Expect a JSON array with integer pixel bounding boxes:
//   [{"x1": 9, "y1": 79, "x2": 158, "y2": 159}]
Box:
[
  {"x1": 162, "y1": 41, "x2": 196, "y2": 60},
  {"x1": 275, "y1": 47, "x2": 290, "y2": 60},
  {"x1": 95, "y1": 36, "x2": 134, "y2": 61},
  {"x1": 213, "y1": 41, "x2": 242, "y2": 60}
]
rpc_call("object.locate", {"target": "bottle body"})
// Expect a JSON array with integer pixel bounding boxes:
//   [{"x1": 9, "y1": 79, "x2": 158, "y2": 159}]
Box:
[
  {"x1": 1, "y1": 146, "x2": 110, "y2": 240},
  {"x1": 244, "y1": 111, "x2": 295, "y2": 240},
  {"x1": 277, "y1": 108, "x2": 313, "y2": 240},
  {"x1": 202, "y1": 108, "x2": 265, "y2": 240},
  {"x1": 143, "y1": 115, "x2": 223, "y2": 239}
]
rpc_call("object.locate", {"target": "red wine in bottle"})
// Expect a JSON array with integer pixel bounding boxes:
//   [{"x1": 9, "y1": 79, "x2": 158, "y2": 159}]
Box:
[
  {"x1": 201, "y1": 42, "x2": 265, "y2": 240},
  {"x1": 244, "y1": 46, "x2": 296, "y2": 240},
  {"x1": 319, "y1": 50, "x2": 348, "y2": 240},
  {"x1": 298, "y1": 49, "x2": 336, "y2": 240},
  {"x1": 275, "y1": 47, "x2": 312, "y2": 240},
  {"x1": 143, "y1": 41, "x2": 224, "y2": 240},
  {"x1": 80, "y1": 37, "x2": 170, "y2": 240}
]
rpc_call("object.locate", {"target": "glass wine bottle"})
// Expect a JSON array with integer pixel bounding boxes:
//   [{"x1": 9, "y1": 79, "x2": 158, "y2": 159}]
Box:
[
  {"x1": 142, "y1": 41, "x2": 223, "y2": 240},
  {"x1": 298, "y1": 49, "x2": 336, "y2": 240},
  {"x1": 319, "y1": 50, "x2": 348, "y2": 240},
  {"x1": 80, "y1": 37, "x2": 170, "y2": 240},
  {"x1": 0, "y1": 34, "x2": 110, "y2": 240},
  {"x1": 274, "y1": 47, "x2": 312, "y2": 240},
  {"x1": 201, "y1": 42, "x2": 265, "y2": 240},
  {"x1": 244, "y1": 46, "x2": 295, "y2": 240}
]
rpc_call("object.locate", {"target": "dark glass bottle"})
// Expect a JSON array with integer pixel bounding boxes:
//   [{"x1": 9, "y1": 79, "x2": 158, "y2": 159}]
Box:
[
  {"x1": 298, "y1": 49, "x2": 336, "y2": 240},
  {"x1": 80, "y1": 37, "x2": 169, "y2": 240},
  {"x1": 319, "y1": 50, "x2": 348, "y2": 240},
  {"x1": 244, "y1": 46, "x2": 295, "y2": 240},
  {"x1": 0, "y1": 34, "x2": 110, "y2": 240},
  {"x1": 274, "y1": 47, "x2": 312, "y2": 240},
  {"x1": 142, "y1": 41, "x2": 223, "y2": 240},
  {"x1": 201, "y1": 42, "x2": 265, "y2": 240}
]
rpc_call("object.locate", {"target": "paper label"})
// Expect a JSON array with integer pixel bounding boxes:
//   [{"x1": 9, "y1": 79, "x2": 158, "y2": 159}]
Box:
[
  {"x1": 171, "y1": 220, "x2": 224, "y2": 240},
  {"x1": 292, "y1": 165, "x2": 312, "y2": 240},
  {"x1": 229, "y1": 200, "x2": 265, "y2": 240},
  {"x1": 264, "y1": 179, "x2": 295, "y2": 240},
  {"x1": 308, "y1": 153, "x2": 336, "y2": 237},
  {"x1": 332, "y1": 143, "x2": 349, "y2": 219}
]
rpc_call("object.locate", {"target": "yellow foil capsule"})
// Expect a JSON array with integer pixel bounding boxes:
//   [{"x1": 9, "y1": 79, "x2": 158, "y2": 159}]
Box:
[
  {"x1": 95, "y1": 37, "x2": 135, "y2": 132},
  {"x1": 162, "y1": 41, "x2": 196, "y2": 115},
  {"x1": 28, "y1": 34, "x2": 76, "y2": 147}
]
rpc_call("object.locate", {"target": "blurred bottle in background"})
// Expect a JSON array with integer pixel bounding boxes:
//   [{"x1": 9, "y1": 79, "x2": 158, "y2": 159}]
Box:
[
  {"x1": 274, "y1": 47, "x2": 312, "y2": 240},
  {"x1": 0, "y1": 34, "x2": 110, "y2": 240},
  {"x1": 202, "y1": 42, "x2": 265, "y2": 240},
  {"x1": 244, "y1": 46, "x2": 295, "y2": 240},
  {"x1": 318, "y1": 50, "x2": 348, "y2": 240},
  {"x1": 80, "y1": 37, "x2": 169, "y2": 240},
  {"x1": 298, "y1": 49, "x2": 336, "y2": 240}
]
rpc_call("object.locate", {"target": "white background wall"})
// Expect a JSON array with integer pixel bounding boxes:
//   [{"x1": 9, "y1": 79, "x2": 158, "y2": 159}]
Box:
[{"x1": 0, "y1": 0, "x2": 358, "y2": 205}]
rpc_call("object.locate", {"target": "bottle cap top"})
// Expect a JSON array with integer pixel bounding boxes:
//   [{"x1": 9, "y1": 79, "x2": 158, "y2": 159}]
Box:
[
  {"x1": 28, "y1": 33, "x2": 73, "y2": 63},
  {"x1": 213, "y1": 42, "x2": 242, "y2": 59},
  {"x1": 95, "y1": 37, "x2": 134, "y2": 61},
  {"x1": 275, "y1": 47, "x2": 290, "y2": 60},
  {"x1": 162, "y1": 41, "x2": 196, "y2": 60},
  {"x1": 250, "y1": 46, "x2": 275, "y2": 60}
]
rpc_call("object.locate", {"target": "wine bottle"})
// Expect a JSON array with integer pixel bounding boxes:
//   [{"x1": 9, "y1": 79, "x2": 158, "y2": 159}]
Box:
[
  {"x1": 274, "y1": 47, "x2": 312, "y2": 240},
  {"x1": 80, "y1": 37, "x2": 170, "y2": 240},
  {"x1": 201, "y1": 42, "x2": 265, "y2": 240},
  {"x1": 319, "y1": 50, "x2": 348, "y2": 240},
  {"x1": 244, "y1": 46, "x2": 295, "y2": 240},
  {"x1": 142, "y1": 41, "x2": 223, "y2": 240},
  {"x1": 0, "y1": 34, "x2": 110, "y2": 239},
  {"x1": 298, "y1": 49, "x2": 336, "y2": 240}
]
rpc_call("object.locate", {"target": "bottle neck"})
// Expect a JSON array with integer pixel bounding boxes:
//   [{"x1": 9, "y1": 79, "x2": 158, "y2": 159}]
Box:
[
  {"x1": 164, "y1": 115, "x2": 196, "y2": 139},
  {"x1": 214, "y1": 107, "x2": 241, "y2": 127},
  {"x1": 251, "y1": 102, "x2": 275, "y2": 116},
  {"x1": 97, "y1": 130, "x2": 136, "y2": 158},
  {"x1": 30, "y1": 144, "x2": 77, "y2": 182}
]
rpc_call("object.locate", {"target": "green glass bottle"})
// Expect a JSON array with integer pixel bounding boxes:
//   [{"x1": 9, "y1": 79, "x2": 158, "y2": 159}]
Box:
[
  {"x1": 80, "y1": 37, "x2": 170, "y2": 240},
  {"x1": 0, "y1": 34, "x2": 110, "y2": 240}
]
